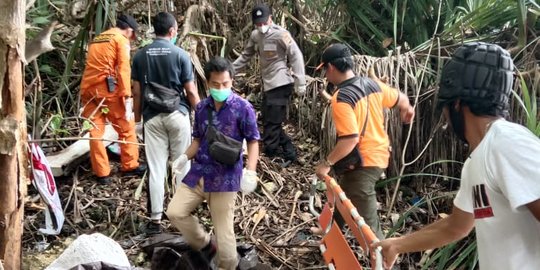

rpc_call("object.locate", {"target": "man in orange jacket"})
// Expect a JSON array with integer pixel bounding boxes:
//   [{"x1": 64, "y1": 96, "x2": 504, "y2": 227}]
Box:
[{"x1": 80, "y1": 14, "x2": 146, "y2": 184}]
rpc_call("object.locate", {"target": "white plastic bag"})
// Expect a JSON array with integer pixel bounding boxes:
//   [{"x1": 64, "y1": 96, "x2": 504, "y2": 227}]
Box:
[
  {"x1": 30, "y1": 139, "x2": 64, "y2": 235},
  {"x1": 45, "y1": 233, "x2": 130, "y2": 270}
]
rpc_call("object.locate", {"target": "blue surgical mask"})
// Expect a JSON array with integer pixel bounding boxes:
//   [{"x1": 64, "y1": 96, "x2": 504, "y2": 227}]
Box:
[
  {"x1": 209, "y1": 88, "x2": 232, "y2": 102},
  {"x1": 171, "y1": 36, "x2": 177, "y2": 44}
]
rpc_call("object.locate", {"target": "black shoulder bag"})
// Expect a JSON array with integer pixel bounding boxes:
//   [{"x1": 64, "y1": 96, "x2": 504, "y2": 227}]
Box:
[
  {"x1": 206, "y1": 108, "x2": 243, "y2": 165},
  {"x1": 333, "y1": 96, "x2": 369, "y2": 174},
  {"x1": 143, "y1": 52, "x2": 181, "y2": 113}
]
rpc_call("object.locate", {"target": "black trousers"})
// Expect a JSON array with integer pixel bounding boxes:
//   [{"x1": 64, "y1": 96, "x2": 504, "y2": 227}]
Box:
[{"x1": 261, "y1": 84, "x2": 296, "y2": 161}]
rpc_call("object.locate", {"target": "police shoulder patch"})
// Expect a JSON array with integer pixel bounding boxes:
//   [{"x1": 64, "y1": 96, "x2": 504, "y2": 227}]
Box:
[
  {"x1": 281, "y1": 32, "x2": 292, "y2": 46},
  {"x1": 92, "y1": 34, "x2": 114, "y2": 43}
]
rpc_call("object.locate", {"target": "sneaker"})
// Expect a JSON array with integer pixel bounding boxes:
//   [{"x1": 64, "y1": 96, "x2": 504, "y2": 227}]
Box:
[
  {"x1": 200, "y1": 239, "x2": 217, "y2": 264},
  {"x1": 122, "y1": 163, "x2": 147, "y2": 176},
  {"x1": 97, "y1": 176, "x2": 112, "y2": 185},
  {"x1": 144, "y1": 221, "x2": 162, "y2": 235}
]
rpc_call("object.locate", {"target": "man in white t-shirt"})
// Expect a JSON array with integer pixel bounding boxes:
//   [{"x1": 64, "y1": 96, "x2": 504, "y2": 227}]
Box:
[{"x1": 372, "y1": 42, "x2": 540, "y2": 270}]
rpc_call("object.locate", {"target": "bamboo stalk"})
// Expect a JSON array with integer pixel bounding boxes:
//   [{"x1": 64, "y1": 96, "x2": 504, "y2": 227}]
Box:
[{"x1": 386, "y1": 0, "x2": 445, "y2": 218}]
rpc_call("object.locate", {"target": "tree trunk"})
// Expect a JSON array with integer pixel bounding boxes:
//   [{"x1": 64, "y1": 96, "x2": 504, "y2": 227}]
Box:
[{"x1": 0, "y1": 0, "x2": 27, "y2": 269}]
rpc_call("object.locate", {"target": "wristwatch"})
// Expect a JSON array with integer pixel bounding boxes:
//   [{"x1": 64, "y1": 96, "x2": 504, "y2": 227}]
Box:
[{"x1": 321, "y1": 158, "x2": 334, "y2": 167}]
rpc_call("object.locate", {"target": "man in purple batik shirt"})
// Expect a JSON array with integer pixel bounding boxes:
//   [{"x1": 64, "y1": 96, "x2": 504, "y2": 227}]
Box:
[
  {"x1": 166, "y1": 57, "x2": 260, "y2": 270},
  {"x1": 181, "y1": 89, "x2": 259, "y2": 191}
]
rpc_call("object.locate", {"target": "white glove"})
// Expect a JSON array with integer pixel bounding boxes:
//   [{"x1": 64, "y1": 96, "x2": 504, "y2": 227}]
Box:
[
  {"x1": 172, "y1": 154, "x2": 188, "y2": 174},
  {"x1": 241, "y1": 169, "x2": 258, "y2": 194},
  {"x1": 125, "y1": 97, "x2": 134, "y2": 120},
  {"x1": 296, "y1": 85, "x2": 306, "y2": 96},
  {"x1": 135, "y1": 122, "x2": 143, "y2": 139}
]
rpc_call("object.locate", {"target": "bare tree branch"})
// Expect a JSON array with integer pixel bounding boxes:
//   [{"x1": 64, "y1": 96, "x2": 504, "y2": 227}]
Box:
[{"x1": 25, "y1": 21, "x2": 58, "y2": 63}]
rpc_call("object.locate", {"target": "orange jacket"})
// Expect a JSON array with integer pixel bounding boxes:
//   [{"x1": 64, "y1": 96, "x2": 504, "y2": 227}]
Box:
[
  {"x1": 80, "y1": 28, "x2": 132, "y2": 99},
  {"x1": 330, "y1": 77, "x2": 399, "y2": 168}
]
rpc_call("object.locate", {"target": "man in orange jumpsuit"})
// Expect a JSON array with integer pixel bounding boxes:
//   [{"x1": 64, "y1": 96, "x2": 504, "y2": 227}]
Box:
[{"x1": 80, "y1": 14, "x2": 146, "y2": 184}]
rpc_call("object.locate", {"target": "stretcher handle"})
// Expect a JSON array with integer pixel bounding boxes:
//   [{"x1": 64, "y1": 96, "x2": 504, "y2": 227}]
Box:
[{"x1": 312, "y1": 174, "x2": 384, "y2": 270}]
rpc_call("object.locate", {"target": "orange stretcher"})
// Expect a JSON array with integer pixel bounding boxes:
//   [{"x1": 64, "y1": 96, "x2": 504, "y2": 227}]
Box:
[{"x1": 309, "y1": 175, "x2": 383, "y2": 270}]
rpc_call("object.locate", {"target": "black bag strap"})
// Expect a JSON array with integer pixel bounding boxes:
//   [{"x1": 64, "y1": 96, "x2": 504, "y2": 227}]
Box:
[
  {"x1": 205, "y1": 105, "x2": 242, "y2": 139},
  {"x1": 204, "y1": 107, "x2": 214, "y2": 139},
  {"x1": 144, "y1": 51, "x2": 151, "y2": 85},
  {"x1": 347, "y1": 82, "x2": 369, "y2": 142},
  {"x1": 360, "y1": 95, "x2": 369, "y2": 142},
  {"x1": 207, "y1": 107, "x2": 213, "y2": 126}
]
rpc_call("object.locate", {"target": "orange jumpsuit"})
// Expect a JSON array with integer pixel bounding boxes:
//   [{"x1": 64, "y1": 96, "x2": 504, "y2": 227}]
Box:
[{"x1": 80, "y1": 27, "x2": 139, "y2": 177}]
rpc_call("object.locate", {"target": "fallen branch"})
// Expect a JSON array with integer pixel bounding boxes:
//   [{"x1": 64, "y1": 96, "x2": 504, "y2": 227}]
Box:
[
  {"x1": 258, "y1": 181, "x2": 280, "y2": 208},
  {"x1": 250, "y1": 236, "x2": 296, "y2": 269},
  {"x1": 287, "y1": 190, "x2": 302, "y2": 229},
  {"x1": 249, "y1": 207, "x2": 267, "y2": 237},
  {"x1": 28, "y1": 136, "x2": 145, "y2": 146},
  {"x1": 134, "y1": 174, "x2": 146, "y2": 200},
  {"x1": 268, "y1": 217, "x2": 316, "y2": 246},
  {"x1": 72, "y1": 168, "x2": 81, "y2": 223}
]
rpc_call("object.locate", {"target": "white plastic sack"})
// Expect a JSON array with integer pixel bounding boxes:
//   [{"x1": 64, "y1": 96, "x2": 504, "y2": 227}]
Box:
[
  {"x1": 45, "y1": 233, "x2": 131, "y2": 270},
  {"x1": 30, "y1": 139, "x2": 64, "y2": 235}
]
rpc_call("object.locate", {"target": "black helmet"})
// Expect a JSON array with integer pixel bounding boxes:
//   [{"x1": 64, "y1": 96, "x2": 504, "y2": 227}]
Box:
[{"x1": 437, "y1": 42, "x2": 514, "y2": 115}]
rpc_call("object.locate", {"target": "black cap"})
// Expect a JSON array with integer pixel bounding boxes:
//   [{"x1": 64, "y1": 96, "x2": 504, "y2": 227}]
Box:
[
  {"x1": 316, "y1": 43, "x2": 352, "y2": 70},
  {"x1": 252, "y1": 3, "x2": 271, "y2": 24},
  {"x1": 117, "y1": 14, "x2": 138, "y2": 32}
]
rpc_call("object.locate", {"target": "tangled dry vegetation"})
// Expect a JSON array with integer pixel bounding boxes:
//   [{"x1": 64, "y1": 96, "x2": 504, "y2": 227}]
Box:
[{"x1": 22, "y1": 135, "x2": 328, "y2": 269}]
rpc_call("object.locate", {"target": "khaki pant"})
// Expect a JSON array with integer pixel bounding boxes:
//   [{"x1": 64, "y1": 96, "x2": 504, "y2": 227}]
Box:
[
  {"x1": 335, "y1": 167, "x2": 384, "y2": 240},
  {"x1": 166, "y1": 179, "x2": 238, "y2": 270},
  {"x1": 144, "y1": 111, "x2": 191, "y2": 220}
]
